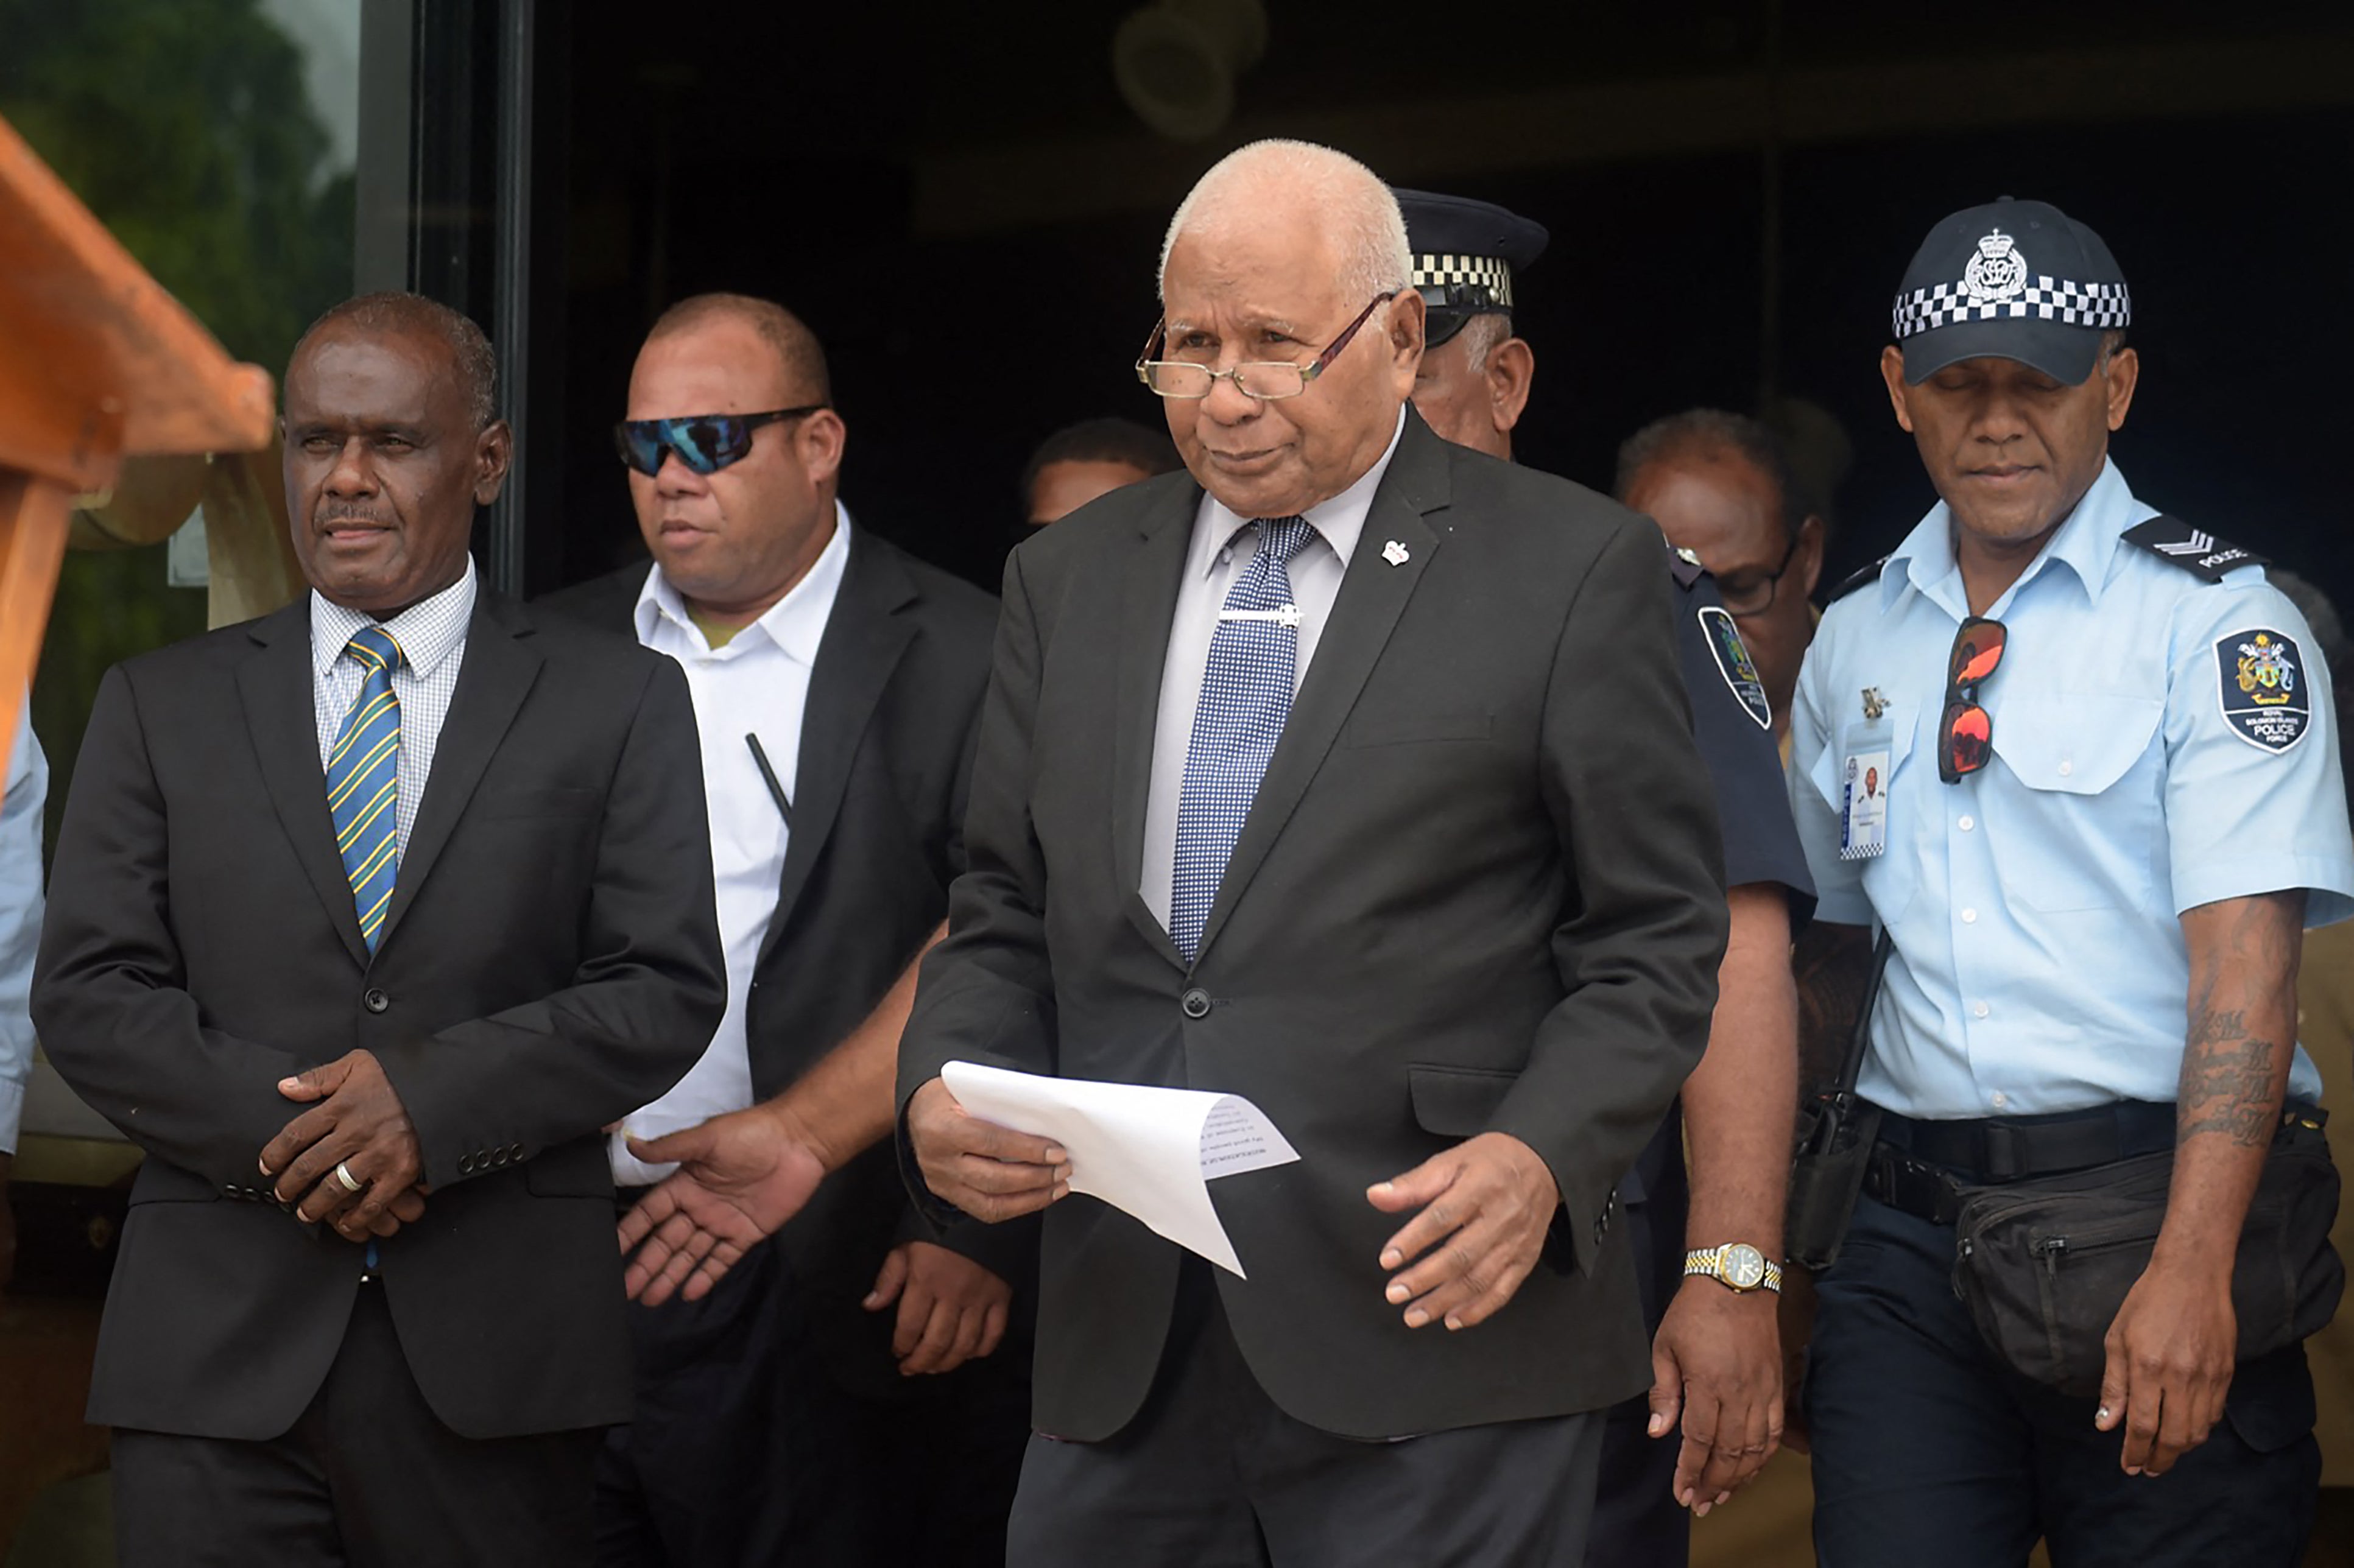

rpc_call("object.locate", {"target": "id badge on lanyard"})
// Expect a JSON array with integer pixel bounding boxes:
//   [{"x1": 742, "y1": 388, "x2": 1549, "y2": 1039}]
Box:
[{"x1": 1840, "y1": 692, "x2": 1892, "y2": 862}]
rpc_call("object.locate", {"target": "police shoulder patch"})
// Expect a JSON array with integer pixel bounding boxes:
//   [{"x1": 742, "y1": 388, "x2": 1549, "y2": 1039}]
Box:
[
  {"x1": 1827, "y1": 555, "x2": 1889, "y2": 603},
  {"x1": 2124, "y1": 515, "x2": 2268, "y2": 584},
  {"x1": 1698, "y1": 606, "x2": 1772, "y2": 730},
  {"x1": 2216, "y1": 627, "x2": 2310, "y2": 754}
]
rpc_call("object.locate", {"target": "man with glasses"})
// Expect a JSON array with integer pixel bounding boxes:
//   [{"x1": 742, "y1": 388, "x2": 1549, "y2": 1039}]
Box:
[
  {"x1": 544, "y1": 293, "x2": 1026, "y2": 1566},
  {"x1": 1396, "y1": 189, "x2": 1812, "y2": 1566},
  {"x1": 1618, "y1": 410, "x2": 1828, "y2": 756},
  {"x1": 1786, "y1": 198, "x2": 2354, "y2": 1564},
  {"x1": 895, "y1": 139, "x2": 1728, "y2": 1564}
]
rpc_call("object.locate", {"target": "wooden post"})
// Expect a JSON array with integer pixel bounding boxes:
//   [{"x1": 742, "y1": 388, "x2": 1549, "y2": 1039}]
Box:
[{"x1": 0, "y1": 110, "x2": 275, "y2": 800}]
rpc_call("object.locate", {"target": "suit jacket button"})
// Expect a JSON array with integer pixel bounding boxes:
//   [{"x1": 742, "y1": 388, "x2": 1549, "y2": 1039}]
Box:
[
  {"x1": 459, "y1": 1153, "x2": 476, "y2": 1175},
  {"x1": 1180, "y1": 988, "x2": 1211, "y2": 1019},
  {"x1": 507, "y1": 1143, "x2": 523, "y2": 1161},
  {"x1": 362, "y1": 988, "x2": 390, "y2": 1014}
]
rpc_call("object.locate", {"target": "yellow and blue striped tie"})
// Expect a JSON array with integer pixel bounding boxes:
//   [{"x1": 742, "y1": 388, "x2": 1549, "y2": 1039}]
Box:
[{"x1": 328, "y1": 626, "x2": 404, "y2": 952}]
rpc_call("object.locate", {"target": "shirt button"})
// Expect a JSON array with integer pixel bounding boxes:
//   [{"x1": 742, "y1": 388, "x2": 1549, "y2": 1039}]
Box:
[
  {"x1": 2058, "y1": 760, "x2": 2073, "y2": 777},
  {"x1": 1961, "y1": 908, "x2": 1978, "y2": 924},
  {"x1": 1973, "y1": 1002, "x2": 1990, "y2": 1020},
  {"x1": 1180, "y1": 988, "x2": 1212, "y2": 1019},
  {"x1": 1992, "y1": 1091, "x2": 2009, "y2": 1109},
  {"x1": 1958, "y1": 815, "x2": 1975, "y2": 831},
  {"x1": 363, "y1": 988, "x2": 390, "y2": 1014}
]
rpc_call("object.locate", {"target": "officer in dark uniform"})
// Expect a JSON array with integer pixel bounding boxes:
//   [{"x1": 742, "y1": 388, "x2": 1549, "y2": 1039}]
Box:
[{"x1": 1398, "y1": 189, "x2": 1816, "y2": 1567}]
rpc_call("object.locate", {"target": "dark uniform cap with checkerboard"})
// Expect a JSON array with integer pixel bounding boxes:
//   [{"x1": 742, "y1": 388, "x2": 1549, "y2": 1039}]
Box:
[
  {"x1": 1892, "y1": 195, "x2": 2130, "y2": 388},
  {"x1": 1394, "y1": 188, "x2": 1549, "y2": 348}
]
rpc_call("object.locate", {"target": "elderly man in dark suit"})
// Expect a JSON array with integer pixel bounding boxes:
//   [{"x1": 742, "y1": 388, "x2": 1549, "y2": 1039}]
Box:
[
  {"x1": 32, "y1": 292, "x2": 725, "y2": 1566},
  {"x1": 896, "y1": 139, "x2": 1730, "y2": 1565},
  {"x1": 551, "y1": 293, "x2": 1029, "y2": 1567}
]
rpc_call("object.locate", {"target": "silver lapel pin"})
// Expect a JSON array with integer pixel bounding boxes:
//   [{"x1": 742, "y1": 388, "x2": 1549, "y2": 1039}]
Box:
[{"x1": 1381, "y1": 540, "x2": 1409, "y2": 567}]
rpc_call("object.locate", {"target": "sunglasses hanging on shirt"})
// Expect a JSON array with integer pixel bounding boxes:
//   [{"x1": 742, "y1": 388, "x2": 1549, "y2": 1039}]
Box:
[
  {"x1": 612, "y1": 406, "x2": 828, "y2": 477},
  {"x1": 1938, "y1": 616, "x2": 2007, "y2": 784}
]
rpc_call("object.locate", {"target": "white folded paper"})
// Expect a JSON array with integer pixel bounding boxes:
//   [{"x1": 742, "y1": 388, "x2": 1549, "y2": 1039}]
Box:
[{"x1": 940, "y1": 1060, "x2": 1300, "y2": 1277}]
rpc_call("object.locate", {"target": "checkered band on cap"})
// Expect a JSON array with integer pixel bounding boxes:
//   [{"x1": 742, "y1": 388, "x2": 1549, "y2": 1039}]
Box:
[
  {"x1": 1411, "y1": 253, "x2": 1514, "y2": 309},
  {"x1": 1892, "y1": 276, "x2": 2132, "y2": 340}
]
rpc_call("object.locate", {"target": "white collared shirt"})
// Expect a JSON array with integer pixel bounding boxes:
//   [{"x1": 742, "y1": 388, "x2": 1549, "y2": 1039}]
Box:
[
  {"x1": 0, "y1": 703, "x2": 44, "y2": 1152},
  {"x1": 1140, "y1": 408, "x2": 1406, "y2": 930},
  {"x1": 310, "y1": 560, "x2": 477, "y2": 852},
  {"x1": 610, "y1": 503, "x2": 853, "y2": 1184}
]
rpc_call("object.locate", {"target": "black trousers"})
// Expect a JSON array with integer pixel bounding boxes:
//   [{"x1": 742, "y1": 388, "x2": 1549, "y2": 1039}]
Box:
[
  {"x1": 1808, "y1": 1194, "x2": 2321, "y2": 1567},
  {"x1": 1009, "y1": 1261, "x2": 1604, "y2": 1567},
  {"x1": 113, "y1": 1281, "x2": 602, "y2": 1568},
  {"x1": 1584, "y1": 1113, "x2": 1690, "y2": 1568},
  {"x1": 594, "y1": 1235, "x2": 1031, "y2": 1567}
]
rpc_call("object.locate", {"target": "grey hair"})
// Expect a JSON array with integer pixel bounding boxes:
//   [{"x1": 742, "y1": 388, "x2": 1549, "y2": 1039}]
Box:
[
  {"x1": 1157, "y1": 139, "x2": 1411, "y2": 306},
  {"x1": 1457, "y1": 313, "x2": 1512, "y2": 374},
  {"x1": 298, "y1": 292, "x2": 498, "y2": 431}
]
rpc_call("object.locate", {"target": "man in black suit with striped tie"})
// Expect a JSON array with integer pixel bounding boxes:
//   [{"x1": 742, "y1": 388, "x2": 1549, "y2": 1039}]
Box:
[{"x1": 33, "y1": 292, "x2": 725, "y2": 1566}]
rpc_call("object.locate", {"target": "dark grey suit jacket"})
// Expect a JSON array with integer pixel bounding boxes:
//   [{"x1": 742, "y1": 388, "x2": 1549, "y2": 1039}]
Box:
[
  {"x1": 898, "y1": 410, "x2": 1729, "y2": 1441},
  {"x1": 544, "y1": 527, "x2": 1023, "y2": 1399},
  {"x1": 33, "y1": 590, "x2": 725, "y2": 1441}
]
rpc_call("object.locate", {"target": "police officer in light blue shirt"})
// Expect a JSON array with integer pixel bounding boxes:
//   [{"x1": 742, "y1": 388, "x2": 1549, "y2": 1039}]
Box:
[
  {"x1": 1788, "y1": 197, "x2": 2354, "y2": 1567},
  {"x1": 0, "y1": 703, "x2": 47, "y2": 1296}
]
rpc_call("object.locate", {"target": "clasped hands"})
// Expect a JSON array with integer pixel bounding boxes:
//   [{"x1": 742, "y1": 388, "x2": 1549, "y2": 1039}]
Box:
[
  {"x1": 258, "y1": 1048, "x2": 428, "y2": 1241},
  {"x1": 906, "y1": 1076, "x2": 1561, "y2": 1334}
]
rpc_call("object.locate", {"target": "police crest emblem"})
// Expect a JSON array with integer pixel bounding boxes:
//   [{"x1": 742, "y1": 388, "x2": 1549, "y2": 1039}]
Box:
[
  {"x1": 2216, "y1": 628, "x2": 2310, "y2": 753},
  {"x1": 1699, "y1": 606, "x2": 1772, "y2": 730},
  {"x1": 1962, "y1": 229, "x2": 2028, "y2": 304}
]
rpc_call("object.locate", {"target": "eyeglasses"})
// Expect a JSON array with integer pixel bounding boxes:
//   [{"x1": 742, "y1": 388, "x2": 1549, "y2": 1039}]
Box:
[
  {"x1": 1715, "y1": 527, "x2": 1802, "y2": 617},
  {"x1": 1938, "y1": 616, "x2": 2007, "y2": 784},
  {"x1": 612, "y1": 406, "x2": 828, "y2": 477},
  {"x1": 1135, "y1": 292, "x2": 1399, "y2": 401}
]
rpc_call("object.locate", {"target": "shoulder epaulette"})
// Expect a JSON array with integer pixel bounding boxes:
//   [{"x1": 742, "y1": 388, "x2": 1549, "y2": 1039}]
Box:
[
  {"x1": 1663, "y1": 541, "x2": 1706, "y2": 590},
  {"x1": 1827, "y1": 555, "x2": 1889, "y2": 603},
  {"x1": 2120, "y1": 515, "x2": 2267, "y2": 583}
]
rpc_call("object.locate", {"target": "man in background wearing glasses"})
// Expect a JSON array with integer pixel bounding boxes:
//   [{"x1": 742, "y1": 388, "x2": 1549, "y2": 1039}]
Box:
[
  {"x1": 896, "y1": 139, "x2": 1728, "y2": 1564},
  {"x1": 1618, "y1": 410, "x2": 1828, "y2": 761},
  {"x1": 544, "y1": 293, "x2": 1028, "y2": 1566},
  {"x1": 1396, "y1": 188, "x2": 1813, "y2": 1565},
  {"x1": 1785, "y1": 199, "x2": 2354, "y2": 1564}
]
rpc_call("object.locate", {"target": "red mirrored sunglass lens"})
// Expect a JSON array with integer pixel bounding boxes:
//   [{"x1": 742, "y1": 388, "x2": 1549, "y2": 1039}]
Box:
[
  {"x1": 1943, "y1": 701, "x2": 1993, "y2": 775},
  {"x1": 1950, "y1": 622, "x2": 2006, "y2": 687}
]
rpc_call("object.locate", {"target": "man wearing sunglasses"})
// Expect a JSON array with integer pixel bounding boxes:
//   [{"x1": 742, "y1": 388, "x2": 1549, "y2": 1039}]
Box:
[
  {"x1": 1395, "y1": 189, "x2": 1814, "y2": 1566},
  {"x1": 543, "y1": 294, "x2": 1026, "y2": 1566},
  {"x1": 1786, "y1": 199, "x2": 2354, "y2": 1566},
  {"x1": 897, "y1": 140, "x2": 1727, "y2": 1565}
]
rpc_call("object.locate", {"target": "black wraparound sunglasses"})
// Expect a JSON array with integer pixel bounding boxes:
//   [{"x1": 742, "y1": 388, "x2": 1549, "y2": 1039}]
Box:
[{"x1": 613, "y1": 406, "x2": 827, "y2": 477}]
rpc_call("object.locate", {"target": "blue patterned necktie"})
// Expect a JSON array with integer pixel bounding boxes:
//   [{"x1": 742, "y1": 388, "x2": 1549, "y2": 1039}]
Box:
[
  {"x1": 327, "y1": 626, "x2": 404, "y2": 953},
  {"x1": 1170, "y1": 516, "x2": 1317, "y2": 960}
]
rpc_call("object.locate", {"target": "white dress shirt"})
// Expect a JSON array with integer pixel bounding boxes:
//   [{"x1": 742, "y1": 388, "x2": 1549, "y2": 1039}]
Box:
[
  {"x1": 1141, "y1": 409, "x2": 1404, "y2": 929},
  {"x1": 610, "y1": 504, "x2": 852, "y2": 1185},
  {"x1": 0, "y1": 703, "x2": 45, "y2": 1153},
  {"x1": 309, "y1": 559, "x2": 477, "y2": 852}
]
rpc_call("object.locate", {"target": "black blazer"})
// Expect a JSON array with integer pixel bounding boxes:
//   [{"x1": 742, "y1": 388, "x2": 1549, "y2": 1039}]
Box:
[
  {"x1": 899, "y1": 410, "x2": 1730, "y2": 1441},
  {"x1": 543, "y1": 527, "x2": 1018, "y2": 1399},
  {"x1": 32, "y1": 590, "x2": 725, "y2": 1441}
]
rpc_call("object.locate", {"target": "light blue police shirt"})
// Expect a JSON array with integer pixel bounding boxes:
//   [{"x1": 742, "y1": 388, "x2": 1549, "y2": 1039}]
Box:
[
  {"x1": 0, "y1": 702, "x2": 46, "y2": 1154},
  {"x1": 1788, "y1": 460, "x2": 2354, "y2": 1120}
]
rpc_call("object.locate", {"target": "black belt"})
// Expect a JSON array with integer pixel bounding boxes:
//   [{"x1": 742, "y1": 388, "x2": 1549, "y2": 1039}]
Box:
[
  {"x1": 1862, "y1": 1099, "x2": 2322, "y2": 1225},
  {"x1": 1882, "y1": 1099, "x2": 2179, "y2": 1183}
]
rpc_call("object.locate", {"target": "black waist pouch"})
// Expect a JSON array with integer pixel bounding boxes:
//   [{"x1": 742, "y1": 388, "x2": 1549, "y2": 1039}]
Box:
[{"x1": 1950, "y1": 1116, "x2": 2344, "y2": 1396}]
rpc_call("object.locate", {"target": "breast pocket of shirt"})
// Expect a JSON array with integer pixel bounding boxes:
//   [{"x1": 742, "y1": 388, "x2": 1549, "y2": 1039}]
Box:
[{"x1": 1991, "y1": 692, "x2": 2165, "y2": 912}]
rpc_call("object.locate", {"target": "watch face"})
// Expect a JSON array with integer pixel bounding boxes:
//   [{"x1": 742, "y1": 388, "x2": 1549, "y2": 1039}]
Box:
[{"x1": 1724, "y1": 1243, "x2": 1766, "y2": 1289}]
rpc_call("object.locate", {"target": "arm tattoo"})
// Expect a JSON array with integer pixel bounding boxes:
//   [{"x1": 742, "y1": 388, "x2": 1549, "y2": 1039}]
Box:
[{"x1": 2177, "y1": 1028, "x2": 2280, "y2": 1148}]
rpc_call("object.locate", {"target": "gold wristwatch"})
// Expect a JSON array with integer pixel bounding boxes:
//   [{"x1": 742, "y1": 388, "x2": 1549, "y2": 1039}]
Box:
[{"x1": 1683, "y1": 1243, "x2": 1783, "y2": 1295}]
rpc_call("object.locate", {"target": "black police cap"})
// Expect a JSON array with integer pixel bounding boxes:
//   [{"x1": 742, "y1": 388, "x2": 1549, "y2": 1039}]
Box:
[
  {"x1": 1394, "y1": 189, "x2": 1549, "y2": 348},
  {"x1": 1892, "y1": 196, "x2": 2129, "y2": 386}
]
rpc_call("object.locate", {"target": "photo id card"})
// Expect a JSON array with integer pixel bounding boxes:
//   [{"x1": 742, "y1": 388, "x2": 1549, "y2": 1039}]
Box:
[{"x1": 1841, "y1": 750, "x2": 1889, "y2": 860}]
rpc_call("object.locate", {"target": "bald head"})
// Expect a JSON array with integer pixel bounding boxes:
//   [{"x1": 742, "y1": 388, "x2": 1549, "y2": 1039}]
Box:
[
  {"x1": 1158, "y1": 139, "x2": 1411, "y2": 307},
  {"x1": 647, "y1": 293, "x2": 832, "y2": 409}
]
